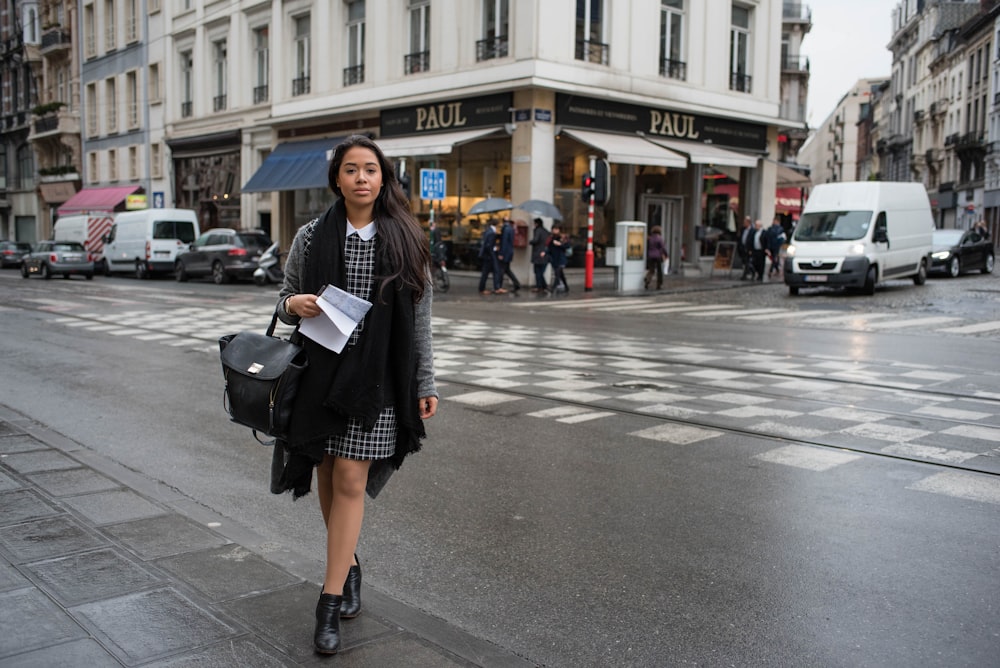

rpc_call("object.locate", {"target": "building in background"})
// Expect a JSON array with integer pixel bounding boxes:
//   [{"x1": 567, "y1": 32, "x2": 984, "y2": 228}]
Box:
[{"x1": 773, "y1": 0, "x2": 812, "y2": 225}]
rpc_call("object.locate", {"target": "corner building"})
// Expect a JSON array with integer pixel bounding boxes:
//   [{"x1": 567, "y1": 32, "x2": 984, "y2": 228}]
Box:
[{"x1": 162, "y1": 0, "x2": 789, "y2": 273}]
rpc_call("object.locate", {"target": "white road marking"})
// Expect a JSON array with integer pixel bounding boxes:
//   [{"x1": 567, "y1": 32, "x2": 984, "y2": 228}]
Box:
[
  {"x1": 629, "y1": 423, "x2": 723, "y2": 444},
  {"x1": 938, "y1": 320, "x2": 1000, "y2": 334},
  {"x1": 908, "y1": 472, "x2": 1000, "y2": 505},
  {"x1": 754, "y1": 445, "x2": 861, "y2": 471},
  {"x1": 449, "y1": 391, "x2": 523, "y2": 406}
]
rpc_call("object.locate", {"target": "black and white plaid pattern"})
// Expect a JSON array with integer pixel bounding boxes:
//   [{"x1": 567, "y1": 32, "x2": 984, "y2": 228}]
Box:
[{"x1": 325, "y1": 228, "x2": 397, "y2": 460}]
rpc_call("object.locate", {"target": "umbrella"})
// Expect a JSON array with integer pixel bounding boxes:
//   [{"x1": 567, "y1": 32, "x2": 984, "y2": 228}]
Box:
[
  {"x1": 467, "y1": 197, "x2": 513, "y2": 215},
  {"x1": 516, "y1": 199, "x2": 563, "y2": 221}
]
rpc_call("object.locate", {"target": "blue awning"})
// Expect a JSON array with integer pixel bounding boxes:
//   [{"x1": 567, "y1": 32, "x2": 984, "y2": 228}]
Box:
[{"x1": 241, "y1": 137, "x2": 344, "y2": 193}]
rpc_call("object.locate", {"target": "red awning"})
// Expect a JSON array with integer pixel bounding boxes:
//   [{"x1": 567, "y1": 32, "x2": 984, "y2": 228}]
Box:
[
  {"x1": 57, "y1": 185, "x2": 140, "y2": 215},
  {"x1": 775, "y1": 187, "x2": 803, "y2": 214}
]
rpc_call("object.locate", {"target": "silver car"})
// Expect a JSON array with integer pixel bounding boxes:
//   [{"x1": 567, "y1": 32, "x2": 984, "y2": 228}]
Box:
[{"x1": 21, "y1": 240, "x2": 95, "y2": 280}]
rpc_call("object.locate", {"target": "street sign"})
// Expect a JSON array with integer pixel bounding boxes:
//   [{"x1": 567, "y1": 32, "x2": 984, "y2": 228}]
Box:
[
  {"x1": 420, "y1": 168, "x2": 446, "y2": 200},
  {"x1": 152, "y1": 191, "x2": 165, "y2": 208}
]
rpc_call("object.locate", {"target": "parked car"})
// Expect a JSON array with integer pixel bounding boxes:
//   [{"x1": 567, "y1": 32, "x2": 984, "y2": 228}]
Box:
[
  {"x1": 21, "y1": 241, "x2": 95, "y2": 280},
  {"x1": 175, "y1": 228, "x2": 272, "y2": 284},
  {"x1": 0, "y1": 240, "x2": 31, "y2": 268},
  {"x1": 929, "y1": 229, "x2": 995, "y2": 277}
]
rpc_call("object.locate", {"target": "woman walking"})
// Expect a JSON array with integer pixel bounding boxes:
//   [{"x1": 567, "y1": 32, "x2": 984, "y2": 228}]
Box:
[
  {"x1": 275, "y1": 135, "x2": 438, "y2": 655},
  {"x1": 546, "y1": 224, "x2": 570, "y2": 293}
]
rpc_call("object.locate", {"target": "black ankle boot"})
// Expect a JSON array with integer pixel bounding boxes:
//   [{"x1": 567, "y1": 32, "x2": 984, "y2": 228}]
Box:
[
  {"x1": 314, "y1": 592, "x2": 342, "y2": 654},
  {"x1": 340, "y1": 555, "x2": 362, "y2": 619}
]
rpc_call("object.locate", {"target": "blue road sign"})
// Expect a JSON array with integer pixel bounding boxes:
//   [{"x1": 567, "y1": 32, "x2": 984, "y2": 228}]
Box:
[
  {"x1": 420, "y1": 169, "x2": 447, "y2": 200},
  {"x1": 152, "y1": 191, "x2": 165, "y2": 208}
]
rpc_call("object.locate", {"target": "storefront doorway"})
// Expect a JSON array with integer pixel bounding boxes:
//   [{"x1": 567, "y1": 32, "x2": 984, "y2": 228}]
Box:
[{"x1": 639, "y1": 194, "x2": 683, "y2": 275}]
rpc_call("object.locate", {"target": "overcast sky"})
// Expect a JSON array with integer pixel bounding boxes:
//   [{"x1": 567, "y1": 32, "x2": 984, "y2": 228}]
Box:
[{"x1": 799, "y1": 0, "x2": 898, "y2": 126}]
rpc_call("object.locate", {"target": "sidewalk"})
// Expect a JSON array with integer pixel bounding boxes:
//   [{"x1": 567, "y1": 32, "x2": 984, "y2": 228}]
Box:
[{"x1": 0, "y1": 404, "x2": 533, "y2": 667}]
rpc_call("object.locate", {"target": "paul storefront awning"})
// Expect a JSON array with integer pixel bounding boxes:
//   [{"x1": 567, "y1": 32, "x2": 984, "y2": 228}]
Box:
[
  {"x1": 376, "y1": 127, "x2": 505, "y2": 157},
  {"x1": 57, "y1": 185, "x2": 141, "y2": 215},
  {"x1": 561, "y1": 129, "x2": 687, "y2": 168},
  {"x1": 646, "y1": 137, "x2": 758, "y2": 168},
  {"x1": 241, "y1": 137, "x2": 344, "y2": 193}
]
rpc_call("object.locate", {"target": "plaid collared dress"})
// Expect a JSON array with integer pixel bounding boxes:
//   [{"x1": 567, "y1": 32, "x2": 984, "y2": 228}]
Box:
[{"x1": 324, "y1": 224, "x2": 396, "y2": 460}]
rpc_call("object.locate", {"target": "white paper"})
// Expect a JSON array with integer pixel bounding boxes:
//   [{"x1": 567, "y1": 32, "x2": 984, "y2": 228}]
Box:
[{"x1": 298, "y1": 285, "x2": 372, "y2": 353}]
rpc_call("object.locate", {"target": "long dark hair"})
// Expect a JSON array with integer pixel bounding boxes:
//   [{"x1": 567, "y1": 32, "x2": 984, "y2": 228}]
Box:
[{"x1": 328, "y1": 134, "x2": 430, "y2": 301}]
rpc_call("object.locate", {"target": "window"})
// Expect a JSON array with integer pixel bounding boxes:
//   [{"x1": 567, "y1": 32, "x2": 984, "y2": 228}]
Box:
[
  {"x1": 106, "y1": 77, "x2": 117, "y2": 132},
  {"x1": 729, "y1": 4, "x2": 751, "y2": 93},
  {"x1": 0, "y1": 145, "x2": 6, "y2": 189},
  {"x1": 86, "y1": 83, "x2": 98, "y2": 136},
  {"x1": 84, "y1": 4, "x2": 96, "y2": 57},
  {"x1": 25, "y1": 8, "x2": 37, "y2": 44},
  {"x1": 149, "y1": 0, "x2": 160, "y2": 13},
  {"x1": 109, "y1": 149, "x2": 118, "y2": 181},
  {"x1": 125, "y1": 0, "x2": 138, "y2": 42},
  {"x1": 149, "y1": 62, "x2": 161, "y2": 103},
  {"x1": 293, "y1": 15, "x2": 310, "y2": 95},
  {"x1": 16, "y1": 145, "x2": 34, "y2": 190},
  {"x1": 180, "y1": 50, "x2": 193, "y2": 116},
  {"x1": 406, "y1": 0, "x2": 430, "y2": 74},
  {"x1": 213, "y1": 39, "x2": 227, "y2": 111},
  {"x1": 659, "y1": 0, "x2": 685, "y2": 80},
  {"x1": 345, "y1": 1, "x2": 365, "y2": 86},
  {"x1": 104, "y1": 0, "x2": 116, "y2": 51},
  {"x1": 56, "y1": 68, "x2": 67, "y2": 105},
  {"x1": 126, "y1": 71, "x2": 138, "y2": 128},
  {"x1": 88, "y1": 152, "x2": 98, "y2": 183},
  {"x1": 575, "y1": 0, "x2": 607, "y2": 65},
  {"x1": 253, "y1": 26, "x2": 269, "y2": 103},
  {"x1": 128, "y1": 146, "x2": 139, "y2": 180},
  {"x1": 151, "y1": 143, "x2": 162, "y2": 178},
  {"x1": 478, "y1": 0, "x2": 508, "y2": 61}
]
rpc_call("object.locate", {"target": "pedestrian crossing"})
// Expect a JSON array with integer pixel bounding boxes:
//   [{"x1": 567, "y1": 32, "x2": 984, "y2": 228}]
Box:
[{"x1": 508, "y1": 296, "x2": 1000, "y2": 335}]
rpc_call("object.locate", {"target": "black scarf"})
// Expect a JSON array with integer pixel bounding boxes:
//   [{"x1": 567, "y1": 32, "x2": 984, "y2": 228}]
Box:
[{"x1": 274, "y1": 201, "x2": 425, "y2": 498}]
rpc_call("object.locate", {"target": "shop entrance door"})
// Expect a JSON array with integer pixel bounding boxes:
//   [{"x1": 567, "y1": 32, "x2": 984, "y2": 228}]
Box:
[{"x1": 638, "y1": 195, "x2": 682, "y2": 275}]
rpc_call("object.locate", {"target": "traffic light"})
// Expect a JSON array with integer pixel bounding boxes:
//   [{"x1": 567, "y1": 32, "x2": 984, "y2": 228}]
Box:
[
  {"x1": 580, "y1": 172, "x2": 594, "y2": 202},
  {"x1": 592, "y1": 158, "x2": 609, "y2": 205}
]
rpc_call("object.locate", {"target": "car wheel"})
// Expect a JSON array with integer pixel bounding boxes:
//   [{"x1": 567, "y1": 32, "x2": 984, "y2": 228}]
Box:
[
  {"x1": 863, "y1": 266, "x2": 876, "y2": 295},
  {"x1": 788, "y1": 285, "x2": 799, "y2": 296},
  {"x1": 135, "y1": 260, "x2": 148, "y2": 280},
  {"x1": 983, "y1": 253, "x2": 994, "y2": 274},
  {"x1": 175, "y1": 260, "x2": 189, "y2": 282},
  {"x1": 40, "y1": 263, "x2": 51, "y2": 280},
  {"x1": 913, "y1": 259, "x2": 927, "y2": 286},
  {"x1": 211, "y1": 261, "x2": 229, "y2": 285},
  {"x1": 948, "y1": 256, "x2": 960, "y2": 278},
  {"x1": 20, "y1": 263, "x2": 29, "y2": 278}
]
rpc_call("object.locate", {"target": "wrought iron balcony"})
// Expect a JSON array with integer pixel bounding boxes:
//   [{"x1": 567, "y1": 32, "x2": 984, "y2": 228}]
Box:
[
  {"x1": 730, "y1": 72, "x2": 752, "y2": 93},
  {"x1": 292, "y1": 76, "x2": 310, "y2": 96},
  {"x1": 343, "y1": 65, "x2": 364, "y2": 86},
  {"x1": 253, "y1": 85, "x2": 268, "y2": 104},
  {"x1": 575, "y1": 39, "x2": 609, "y2": 65},
  {"x1": 476, "y1": 36, "x2": 509, "y2": 61},
  {"x1": 40, "y1": 28, "x2": 71, "y2": 54},
  {"x1": 213, "y1": 95, "x2": 226, "y2": 112},
  {"x1": 781, "y1": 55, "x2": 809, "y2": 72},
  {"x1": 660, "y1": 58, "x2": 686, "y2": 81},
  {"x1": 181, "y1": 101, "x2": 192, "y2": 118},
  {"x1": 404, "y1": 51, "x2": 430, "y2": 74}
]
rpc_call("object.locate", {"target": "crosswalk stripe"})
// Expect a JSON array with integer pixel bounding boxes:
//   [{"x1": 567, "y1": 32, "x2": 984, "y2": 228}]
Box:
[
  {"x1": 688, "y1": 307, "x2": 789, "y2": 317},
  {"x1": 633, "y1": 303, "x2": 741, "y2": 314},
  {"x1": 866, "y1": 316, "x2": 962, "y2": 329},
  {"x1": 938, "y1": 320, "x2": 1000, "y2": 334},
  {"x1": 736, "y1": 309, "x2": 841, "y2": 320},
  {"x1": 804, "y1": 312, "x2": 896, "y2": 325}
]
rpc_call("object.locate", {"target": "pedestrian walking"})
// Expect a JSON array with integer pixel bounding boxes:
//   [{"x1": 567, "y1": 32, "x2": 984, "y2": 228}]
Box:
[
  {"x1": 764, "y1": 216, "x2": 786, "y2": 278},
  {"x1": 737, "y1": 216, "x2": 754, "y2": 280},
  {"x1": 498, "y1": 218, "x2": 521, "y2": 292},
  {"x1": 274, "y1": 134, "x2": 439, "y2": 656},
  {"x1": 645, "y1": 225, "x2": 667, "y2": 289},
  {"x1": 547, "y1": 223, "x2": 570, "y2": 293},
  {"x1": 751, "y1": 219, "x2": 767, "y2": 282},
  {"x1": 477, "y1": 219, "x2": 503, "y2": 294},
  {"x1": 529, "y1": 217, "x2": 549, "y2": 292}
]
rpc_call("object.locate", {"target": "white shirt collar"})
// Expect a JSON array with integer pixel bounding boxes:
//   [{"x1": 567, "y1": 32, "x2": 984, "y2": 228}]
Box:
[{"x1": 346, "y1": 220, "x2": 377, "y2": 241}]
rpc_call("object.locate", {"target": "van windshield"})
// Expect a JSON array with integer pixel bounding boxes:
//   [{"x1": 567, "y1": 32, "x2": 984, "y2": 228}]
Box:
[
  {"x1": 153, "y1": 221, "x2": 197, "y2": 244},
  {"x1": 793, "y1": 211, "x2": 872, "y2": 241}
]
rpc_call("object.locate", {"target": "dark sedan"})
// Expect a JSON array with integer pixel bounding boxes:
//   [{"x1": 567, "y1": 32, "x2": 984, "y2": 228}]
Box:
[
  {"x1": 21, "y1": 241, "x2": 94, "y2": 280},
  {"x1": 929, "y1": 229, "x2": 995, "y2": 277},
  {"x1": 0, "y1": 240, "x2": 31, "y2": 268},
  {"x1": 174, "y1": 228, "x2": 272, "y2": 284}
]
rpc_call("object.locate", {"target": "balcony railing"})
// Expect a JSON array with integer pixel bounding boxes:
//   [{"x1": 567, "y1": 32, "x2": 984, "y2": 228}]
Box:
[
  {"x1": 913, "y1": 109, "x2": 925, "y2": 122},
  {"x1": 575, "y1": 39, "x2": 609, "y2": 65},
  {"x1": 995, "y1": 91, "x2": 1000, "y2": 107},
  {"x1": 40, "y1": 28, "x2": 71, "y2": 53},
  {"x1": 659, "y1": 58, "x2": 686, "y2": 81},
  {"x1": 213, "y1": 94, "x2": 226, "y2": 112},
  {"x1": 476, "y1": 36, "x2": 509, "y2": 61},
  {"x1": 343, "y1": 65, "x2": 364, "y2": 86},
  {"x1": 781, "y1": 55, "x2": 809, "y2": 72},
  {"x1": 730, "y1": 72, "x2": 752, "y2": 93},
  {"x1": 34, "y1": 115, "x2": 58, "y2": 133},
  {"x1": 404, "y1": 51, "x2": 430, "y2": 74},
  {"x1": 783, "y1": 2, "x2": 812, "y2": 22},
  {"x1": 253, "y1": 85, "x2": 268, "y2": 104},
  {"x1": 181, "y1": 101, "x2": 192, "y2": 118},
  {"x1": 944, "y1": 133, "x2": 958, "y2": 146},
  {"x1": 292, "y1": 76, "x2": 310, "y2": 96}
]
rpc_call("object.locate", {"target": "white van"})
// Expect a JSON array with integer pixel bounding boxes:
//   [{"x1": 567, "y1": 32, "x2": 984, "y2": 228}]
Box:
[
  {"x1": 103, "y1": 208, "x2": 200, "y2": 278},
  {"x1": 784, "y1": 182, "x2": 934, "y2": 296},
  {"x1": 53, "y1": 214, "x2": 114, "y2": 271}
]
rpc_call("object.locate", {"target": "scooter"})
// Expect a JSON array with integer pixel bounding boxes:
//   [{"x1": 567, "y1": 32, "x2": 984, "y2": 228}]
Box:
[{"x1": 253, "y1": 243, "x2": 284, "y2": 286}]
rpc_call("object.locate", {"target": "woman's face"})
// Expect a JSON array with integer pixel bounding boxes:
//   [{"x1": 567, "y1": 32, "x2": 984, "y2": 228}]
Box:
[{"x1": 336, "y1": 146, "x2": 383, "y2": 210}]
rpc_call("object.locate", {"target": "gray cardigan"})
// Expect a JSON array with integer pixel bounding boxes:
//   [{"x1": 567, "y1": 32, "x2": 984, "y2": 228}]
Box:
[{"x1": 276, "y1": 218, "x2": 438, "y2": 401}]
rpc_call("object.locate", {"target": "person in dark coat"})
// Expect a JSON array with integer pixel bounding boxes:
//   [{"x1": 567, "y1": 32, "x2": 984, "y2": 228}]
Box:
[
  {"x1": 737, "y1": 215, "x2": 755, "y2": 280},
  {"x1": 529, "y1": 217, "x2": 549, "y2": 291},
  {"x1": 477, "y1": 219, "x2": 503, "y2": 294},
  {"x1": 751, "y1": 219, "x2": 767, "y2": 282},
  {"x1": 546, "y1": 223, "x2": 570, "y2": 293},
  {"x1": 498, "y1": 218, "x2": 521, "y2": 292},
  {"x1": 764, "y1": 216, "x2": 787, "y2": 277},
  {"x1": 275, "y1": 135, "x2": 438, "y2": 655},
  {"x1": 645, "y1": 225, "x2": 667, "y2": 289}
]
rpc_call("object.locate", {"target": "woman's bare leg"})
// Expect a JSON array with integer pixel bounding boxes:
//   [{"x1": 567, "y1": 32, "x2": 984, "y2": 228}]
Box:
[{"x1": 319, "y1": 456, "x2": 369, "y2": 594}]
